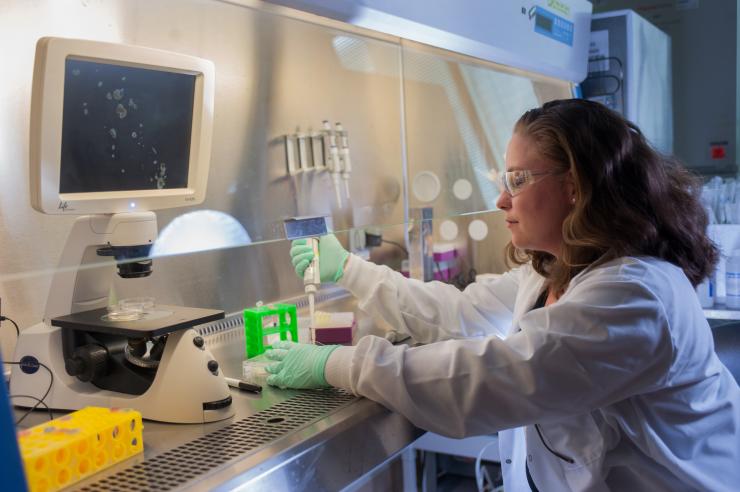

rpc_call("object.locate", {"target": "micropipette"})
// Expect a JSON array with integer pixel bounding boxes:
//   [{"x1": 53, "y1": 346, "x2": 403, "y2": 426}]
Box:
[
  {"x1": 283, "y1": 216, "x2": 329, "y2": 344},
  {"x1": 303, "y1": 236, "x2": 320, "y2": 342}
]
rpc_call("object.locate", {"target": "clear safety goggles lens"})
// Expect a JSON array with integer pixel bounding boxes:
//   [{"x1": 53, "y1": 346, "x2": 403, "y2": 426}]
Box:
[{"x1": 497, "y1": 170, "x2": 555, "y2": 196}]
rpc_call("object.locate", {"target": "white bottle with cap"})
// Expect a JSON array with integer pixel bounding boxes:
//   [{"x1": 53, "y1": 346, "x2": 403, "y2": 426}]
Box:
[
  {"x1": 696, "y1": 273, "x2": 715, "y2": 308},
  {"x1": 725, "y1": 251, "x2": 740, "y2": 309}
]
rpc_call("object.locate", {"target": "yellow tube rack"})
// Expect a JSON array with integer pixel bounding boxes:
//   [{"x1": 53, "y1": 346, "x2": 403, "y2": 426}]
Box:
[{"x1": 17, "y1": 407, "x2": 144, "y2": 492}]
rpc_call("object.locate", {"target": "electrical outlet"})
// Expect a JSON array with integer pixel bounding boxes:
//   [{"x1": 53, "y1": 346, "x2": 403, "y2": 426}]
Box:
[
  {"x1": 365, "y1": 228, "x2": 383, "y2": 247},
  {"x1": 348, "y1": 228, "x2": 366, "y2": 252}
]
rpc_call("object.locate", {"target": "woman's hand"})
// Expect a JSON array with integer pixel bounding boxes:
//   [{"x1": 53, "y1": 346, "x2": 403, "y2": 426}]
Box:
[
  {"x1": 289, "y1": 234, "x2": 350, "y2": 283},
  {"x1": 265, "y1": 341, "x2": 340, "y2": 389}
]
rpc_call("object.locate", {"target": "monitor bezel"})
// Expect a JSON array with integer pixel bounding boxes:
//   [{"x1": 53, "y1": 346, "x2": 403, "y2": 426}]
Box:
[{"x1": 29, "y1": 37, "x2": 215, "y2": 214}]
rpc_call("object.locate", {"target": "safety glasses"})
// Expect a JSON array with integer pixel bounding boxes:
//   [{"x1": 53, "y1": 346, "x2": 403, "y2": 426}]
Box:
[{"x1": 497, "y1": 170, "x2": 560, "y2": 196}]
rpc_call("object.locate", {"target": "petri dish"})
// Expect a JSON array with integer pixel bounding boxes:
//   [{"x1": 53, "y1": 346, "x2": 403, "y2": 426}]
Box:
[
  {"x1": 242, "y1": 355, "x2": 272, "y2": 386},
  {"x1": 102, "y1": 310, "x2": 145, "y2": 322},
  {"x1": 119, "y1": 297, "x2": 155, "y2": 312},
  {"x1": 102, "y1": 297, "x2": 155, "y2": 322}
]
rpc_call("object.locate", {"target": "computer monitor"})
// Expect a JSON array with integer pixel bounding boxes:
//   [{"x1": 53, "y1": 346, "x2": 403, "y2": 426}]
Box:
[{"x1": 29, "y1": 37, "x2": 215, "y2": 214}]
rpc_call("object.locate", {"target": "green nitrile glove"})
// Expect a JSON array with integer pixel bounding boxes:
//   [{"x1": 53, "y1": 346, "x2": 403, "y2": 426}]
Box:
[
  {"x1": 289, "y1": 234, "x2": 349, "y2": 283},
  {"x1": 265, "y1": 341, "x2": 340, "y2": 389}
]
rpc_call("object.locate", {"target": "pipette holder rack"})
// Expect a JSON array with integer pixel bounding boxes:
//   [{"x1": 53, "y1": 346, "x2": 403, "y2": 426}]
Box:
[
  {"x1": 283, "y1": 121, "x2": 352, "y2": 207},
  {"x1": 243, "y1": 303, "x2": 298, "y2": 358}
]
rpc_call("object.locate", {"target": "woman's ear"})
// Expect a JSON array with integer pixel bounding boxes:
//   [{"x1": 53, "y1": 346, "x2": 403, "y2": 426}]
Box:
[{"x1": 563, "y1": 171, "x2": 577, "y2": 204}]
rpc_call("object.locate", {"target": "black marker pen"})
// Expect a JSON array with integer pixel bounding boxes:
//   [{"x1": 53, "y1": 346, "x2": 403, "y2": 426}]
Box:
[{"x1": 224, "y1": 377, "x2": 262, "y2": 394}]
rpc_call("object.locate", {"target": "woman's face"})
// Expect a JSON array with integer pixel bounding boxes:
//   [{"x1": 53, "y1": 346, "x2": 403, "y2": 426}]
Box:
[{"x1": 495, "y1": 132, "x2": 574, "y2": 258}]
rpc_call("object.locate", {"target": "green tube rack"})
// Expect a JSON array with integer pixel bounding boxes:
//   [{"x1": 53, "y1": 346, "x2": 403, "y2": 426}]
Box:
[{"x1": 243, "y1": 303, "x2": 298, "y2": 358}]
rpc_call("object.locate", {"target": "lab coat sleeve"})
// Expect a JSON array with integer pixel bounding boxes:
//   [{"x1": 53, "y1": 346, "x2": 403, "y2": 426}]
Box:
[
  {"x1": 339, "y1": 275, "x2": 674, "y2": 438},
  {"x1": 338, "y1": 254, "x2": 520, "y2": 343}
]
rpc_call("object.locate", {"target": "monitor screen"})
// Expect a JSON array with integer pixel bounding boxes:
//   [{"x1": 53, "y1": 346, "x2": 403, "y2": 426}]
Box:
[
  {"x1": 60, "y1": 58, "x2": 195, "y2": 193},
  {"x1": 30, "y1": 37, "x2": 214, "y2": 214},
  {"x1": 535, "y1": 13, "x2": 553, "y2": 34}
]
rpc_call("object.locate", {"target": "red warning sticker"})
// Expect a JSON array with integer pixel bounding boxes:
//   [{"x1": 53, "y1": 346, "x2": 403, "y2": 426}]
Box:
[{"x1": 710, "y1": 141, "x2": 728, "y2": 160}]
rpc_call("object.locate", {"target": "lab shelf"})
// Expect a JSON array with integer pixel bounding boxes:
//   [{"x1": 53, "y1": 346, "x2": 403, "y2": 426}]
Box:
[{"x1": 704, "y1": 305, "x2": 740, "y2": 321}]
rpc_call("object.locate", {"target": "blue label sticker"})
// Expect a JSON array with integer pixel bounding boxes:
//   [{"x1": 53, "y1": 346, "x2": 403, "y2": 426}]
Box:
[
  {"x1": 19, "y1": 355, "x2": 40, "y2": 374},
  {"x1": 533, "y1": 6, "x2": 574, "y2": 46},
  {"x1": 283, "y1": 216, "x2": 328, "y2": 240}
]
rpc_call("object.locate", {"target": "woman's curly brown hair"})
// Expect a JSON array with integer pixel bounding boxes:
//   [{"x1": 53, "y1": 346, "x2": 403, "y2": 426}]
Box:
[{"x1": 506, "y1": 99, "x2": 718, "y2": 294}]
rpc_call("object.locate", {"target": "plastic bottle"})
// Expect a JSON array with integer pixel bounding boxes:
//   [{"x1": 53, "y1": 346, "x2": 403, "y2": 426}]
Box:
[
  {"x1": 696, "y1": 273, "x2": 715, "y2": 308},
  {"x1": 725, "y1": 252, "x2": 740, "y2": 309}
]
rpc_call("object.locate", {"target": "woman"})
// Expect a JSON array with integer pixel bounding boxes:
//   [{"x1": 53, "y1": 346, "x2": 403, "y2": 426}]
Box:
[{"x1": 266, "y1": 99, "x2": 740, "y2": 491}]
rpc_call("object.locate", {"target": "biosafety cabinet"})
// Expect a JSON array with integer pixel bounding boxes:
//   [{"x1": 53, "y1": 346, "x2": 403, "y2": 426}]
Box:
[
  {"x1": 0, "y1": 0, "x2": 594, "y2": 353},
  {"x1": 1, "y1": 0, "x2": 593, "y2": 490}
]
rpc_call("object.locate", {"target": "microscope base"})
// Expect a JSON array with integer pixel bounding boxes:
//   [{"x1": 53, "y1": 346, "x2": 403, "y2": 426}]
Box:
[{"x1": 10, "y1": 322, "x2": 234, "y2": 423}]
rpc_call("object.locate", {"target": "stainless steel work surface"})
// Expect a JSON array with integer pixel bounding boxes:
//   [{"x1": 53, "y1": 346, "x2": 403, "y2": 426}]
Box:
[
  {"x1": 70, "y1": 389, "x2": 418, "y2": 491},
  {"x1": 16, "y1": 385, "x2": 418, "y2": 491},
  {"x1": 14, "y1": 292, "x2": 422, "y2": 491}
]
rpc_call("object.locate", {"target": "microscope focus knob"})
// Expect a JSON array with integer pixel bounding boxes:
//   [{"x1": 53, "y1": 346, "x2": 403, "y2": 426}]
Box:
[
  {"x1": 207, "y1": 360, "x2": 219, "y2": 374},
  {"x1": 65, "y1": 344, "x2": 109, "y2": 382},
  {"x1": 64, "y1": 358, "x2": 85, "y2": 377},
  {"x1": 193, "y1": 336, "x2": 205, "y2": 348}
]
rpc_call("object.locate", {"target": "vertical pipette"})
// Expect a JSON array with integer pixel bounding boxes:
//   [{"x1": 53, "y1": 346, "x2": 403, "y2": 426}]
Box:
[
  {"x1": 297, "y1": 131, "x2": 309, "y2": 170},
  {"x1": 303, "y1": 237, "x2": 320, "y2": 343},
  {"x1": 323, "y1": 120, "x2": 343, "y2": 207},
  {"x1": 335, "y1": 122, "x2": 352, "y2": 200}
]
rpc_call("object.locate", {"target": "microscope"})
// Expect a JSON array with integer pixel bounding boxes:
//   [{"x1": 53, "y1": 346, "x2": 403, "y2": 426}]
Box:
[
  {"x1": 11, "y1": 37, "x2": 232, "y2": 423},
  {"x1": 11, "y1": 212, "x2": 234, "y2": 423}
]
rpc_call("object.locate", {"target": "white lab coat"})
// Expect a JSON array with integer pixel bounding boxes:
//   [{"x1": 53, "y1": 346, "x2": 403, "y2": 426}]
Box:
[{"x1": 325, "y1": 254, "x2": 740, "y2": 491}]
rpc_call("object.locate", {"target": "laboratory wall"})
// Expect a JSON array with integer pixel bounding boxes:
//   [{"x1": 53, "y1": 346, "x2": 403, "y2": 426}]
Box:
[{"x1": 0, "y1": 0, "x2": 571, "y2": 358}]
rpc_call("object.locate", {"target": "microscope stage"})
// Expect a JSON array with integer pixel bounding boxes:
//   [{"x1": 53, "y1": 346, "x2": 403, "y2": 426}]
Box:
[{"x1": 51, "y1": 305, "x2": 224, "y2": 337}]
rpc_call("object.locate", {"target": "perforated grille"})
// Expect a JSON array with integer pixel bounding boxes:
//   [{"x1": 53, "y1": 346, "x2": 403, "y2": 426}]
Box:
[{"x1": 78, "y1": 389, "x2": 356, "y2": 491}]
